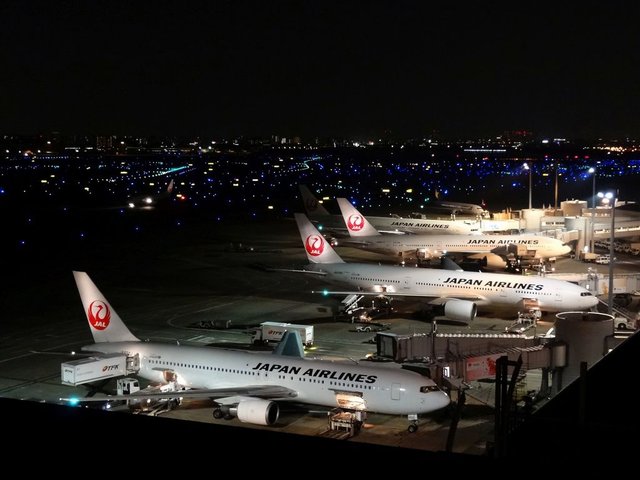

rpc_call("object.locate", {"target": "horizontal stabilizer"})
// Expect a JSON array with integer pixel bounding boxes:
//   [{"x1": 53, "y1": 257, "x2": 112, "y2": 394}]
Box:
[
  {"x1": 273, "y1": 331, "x2": 305, "y2": 358},
  {"x1": 440, "y1": 256, "x2": 464, "y2": 271}
]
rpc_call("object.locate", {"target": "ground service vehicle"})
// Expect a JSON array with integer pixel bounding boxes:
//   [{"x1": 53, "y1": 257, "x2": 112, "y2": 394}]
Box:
[{"x1": 252, "y1": 322, "x2": 314, "y2": 347}]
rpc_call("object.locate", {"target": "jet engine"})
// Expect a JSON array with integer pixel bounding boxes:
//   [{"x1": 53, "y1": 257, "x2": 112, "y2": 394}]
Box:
[
  {"x1": 443, "y1": 300, "x2": 477, "y2": 323},
  {"x1": 234, "y1": 399, "x2": 279, "y2": 426},
  {"x1": 467, "y1": 253, "x2": 507, "y2": 270},
  {"x1": 492, "y1": 244, "x2": 531, "y2": 257}
]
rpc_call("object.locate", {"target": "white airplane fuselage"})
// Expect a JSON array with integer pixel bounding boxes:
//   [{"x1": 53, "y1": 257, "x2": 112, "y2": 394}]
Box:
[
  {"x1": 310, "y1": 214, "x2": 481, "y2": 235},
  {"x1": 341, "y1": 234, "x2": 572, "y2": 260},
  {"x1": 366, "y1": 216, "x2": 481, "y2": 235},
  {"x1": 307, "y1": 262, "x2": 598, "y2": 312},
  {"x1": 83, "y1": 341, "x2": 450, "y2": 416}
]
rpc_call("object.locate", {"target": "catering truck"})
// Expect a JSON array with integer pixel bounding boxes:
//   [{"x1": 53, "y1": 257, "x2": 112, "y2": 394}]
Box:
[
  {"x1": 61, "y1": 353, "x2": 127, "y2": 386},
  {"x1": 252, "y1": 321, "x2": 314, "y2": 348}
]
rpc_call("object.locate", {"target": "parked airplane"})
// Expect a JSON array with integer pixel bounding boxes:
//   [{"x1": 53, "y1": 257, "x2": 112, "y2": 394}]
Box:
[
  {"x1": 65, "y1": 271, "x2": 450, "y2": 432},
  {"x1": 423, "y1": 198, "x2": 486, "y2": 217},
  {"x1": 299, "y1": 185, "x2": 482, "y2": 235},
  {"x1": 293, "y1": 213, "x2": 598, "y2": 322},
  {"x1": 336, "y1": 198, "x2": 572, "y2": 268}
]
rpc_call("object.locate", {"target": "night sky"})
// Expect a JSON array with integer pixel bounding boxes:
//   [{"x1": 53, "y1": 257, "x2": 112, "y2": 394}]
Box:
[{"x1": 2, "y1": 1, "x2": 640, "y2": 139}]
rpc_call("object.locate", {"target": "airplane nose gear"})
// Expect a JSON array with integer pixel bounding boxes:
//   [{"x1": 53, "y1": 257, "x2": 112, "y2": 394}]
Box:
[{"x1": 407, "y1": 414, "x2": 419, "y2": 433}]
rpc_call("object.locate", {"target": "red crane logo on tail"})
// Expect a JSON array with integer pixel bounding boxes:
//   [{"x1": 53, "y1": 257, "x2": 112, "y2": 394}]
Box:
[
  {"x1": 88, "y1": 300, "x2": 111, "y2": 330},
  {"x1": 305, "y1": 234, "x2": 325, "y2": 256},
  {"x1": 347, "y1": 214, "x2": 364, "y2": 231}
]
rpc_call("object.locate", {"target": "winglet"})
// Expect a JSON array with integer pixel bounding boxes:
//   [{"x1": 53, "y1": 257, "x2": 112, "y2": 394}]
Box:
[
  {"x1": 273, "y1": 331, "x2": 305, "y2": 358},
  {"x1": 440, "y1": 257, "x2": 464, "y2": 271}
]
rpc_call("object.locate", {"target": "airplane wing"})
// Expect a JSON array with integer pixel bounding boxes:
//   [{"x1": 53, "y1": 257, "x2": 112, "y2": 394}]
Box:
[
  {"x1": 312, "y1": 289, "x2": 485, "y2": 302},
  {"x1": 61, "y1": 384, "x2": 297, "y2": 404},
  {"x1": 265, "y1": 267, "x2": 328, "y2": 276}
]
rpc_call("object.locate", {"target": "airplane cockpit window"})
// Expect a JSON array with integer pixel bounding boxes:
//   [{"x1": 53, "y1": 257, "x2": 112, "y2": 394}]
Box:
[
  {"x1": 581, "y1": 292, "x2": 594, "y2": 297},
  {"x1": 420, "y1": 385, "x2": 440, "y2": 393}
]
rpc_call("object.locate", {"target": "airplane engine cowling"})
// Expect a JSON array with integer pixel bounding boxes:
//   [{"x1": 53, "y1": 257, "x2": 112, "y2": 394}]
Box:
[
  {"x1": 236, "y1": 399, "x2": 279, "y2": 426},
  {"x1": 443, "y1": 300, "x2": 477, "y2": 324},
  {"x1": 481, "y1": 253, "x2": 508, "y2": 270},
  {"x1": 494, "y1": 244, "x2": 530, "y2": 257}
]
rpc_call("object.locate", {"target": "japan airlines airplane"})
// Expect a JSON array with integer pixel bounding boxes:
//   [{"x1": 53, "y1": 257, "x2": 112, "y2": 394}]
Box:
[
  {"x1": 293, "y1": 214, "x2": 598, "y2": 322},
  {"x1": 425, "y1": 200, "x2": 486, "y2": 216},
  {"x1": 299, "y1": 185, "x2": 481, "y2": 235},
  {"x1": 336, "y1": 198, "x2": 572, "y2": 266},
  {"x1": 67, "y1": 271, "x2": 450, "y2": 431}
]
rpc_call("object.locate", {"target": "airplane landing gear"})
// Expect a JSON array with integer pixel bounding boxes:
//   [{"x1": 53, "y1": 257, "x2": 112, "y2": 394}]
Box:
[{"x1": 407, "y1": 414, "x2": 419, "y2": 433}]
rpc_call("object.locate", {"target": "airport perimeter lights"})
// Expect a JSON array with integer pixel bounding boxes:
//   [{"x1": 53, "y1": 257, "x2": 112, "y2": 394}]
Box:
[
  {"x1": 598, "y1": 191, "x2": 616, "y2": 315},
  {"x1": 523, "y1": 162, "x2": 532, "y2": 209}
]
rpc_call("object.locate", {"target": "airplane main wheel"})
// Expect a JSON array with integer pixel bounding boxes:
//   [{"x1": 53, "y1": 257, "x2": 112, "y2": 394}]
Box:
[
  {"x1": 408, "y1": 424, "x2": 418, "y2": 433},
  {"x1": 213, "y1": 408, "x2": 224, "y2": 419}
]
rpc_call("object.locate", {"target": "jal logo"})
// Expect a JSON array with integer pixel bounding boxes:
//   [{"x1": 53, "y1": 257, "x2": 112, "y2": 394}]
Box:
[
  {"x1": 347, "y1": 214, "x2": 364, "y2": 231},
  {"x1": 305, "y1": 234, "x2": 324, "y2": 256},
  {"x1": 88, "y1": 300, "x2": 111, "y2": 330}
]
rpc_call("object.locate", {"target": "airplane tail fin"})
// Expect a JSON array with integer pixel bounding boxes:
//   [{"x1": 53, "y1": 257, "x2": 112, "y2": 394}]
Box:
[
  {"x1": 336, "y1": 198, "x2": 382, "y2": 237},
  {"x1": 299, "y1": 185, "x2": 330, "y2": 217},
  {"x1": 294, "y1": 213, "x2": 345, "y2": 264},
  {"x1": 167, "y1": 179, "x2": 174, "y2": 194},
  {"x1": 273, "y1": 331, "x2": 305, "y2": 358},
  {"x1": 73, "y1": 271, "x2": 140, "y2": 344}
]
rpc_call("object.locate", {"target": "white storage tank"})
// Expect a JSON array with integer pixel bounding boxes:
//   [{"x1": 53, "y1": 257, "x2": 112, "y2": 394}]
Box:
[{"x1": 553, "y1": 311, "x2": 613, "y2": 390}]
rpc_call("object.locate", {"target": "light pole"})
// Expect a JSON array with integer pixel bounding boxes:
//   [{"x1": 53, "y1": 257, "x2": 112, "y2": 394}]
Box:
[
  {"x1": 588, "y1": 167, "x2": 596, "y2": 209},
  {"x1": 523, "y1": 162, "x2": 532, "y2": 209},
  {"x1": 598, "y1": 191, "x2": 616, "y2": 315},
  {"x1": 588, "y1": 167, "x2": 596, "y2": 253}
]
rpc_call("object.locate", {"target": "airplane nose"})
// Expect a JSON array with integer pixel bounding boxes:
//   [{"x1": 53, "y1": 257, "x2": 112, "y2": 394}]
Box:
[{"x1": 432, "y1": 391, "x2": 451, "y2": 412}]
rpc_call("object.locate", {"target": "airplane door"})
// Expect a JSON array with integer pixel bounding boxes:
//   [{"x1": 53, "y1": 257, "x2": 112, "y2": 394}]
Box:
[
  {"x1": 555, "y1": 291, "x2": 563, "y2": 306},
  {"x1": 403, "y1": 276, "x2": 412, "y2": 292},
  {"x1": 391, "y1": 383, "x2": 401, "y2": 401}
]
